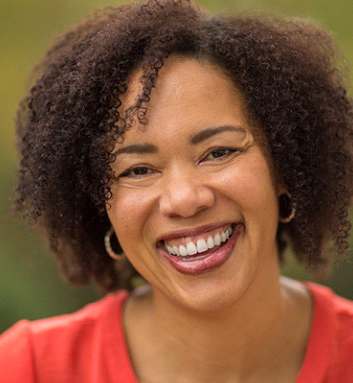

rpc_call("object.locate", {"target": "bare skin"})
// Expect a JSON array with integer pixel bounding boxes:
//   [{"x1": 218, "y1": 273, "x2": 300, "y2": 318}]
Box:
[{"x1": 123, "y1": 277, "x2": 312, "y2": 383}]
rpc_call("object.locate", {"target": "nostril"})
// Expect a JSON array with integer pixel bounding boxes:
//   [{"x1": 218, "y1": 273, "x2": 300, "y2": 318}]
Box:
[{"x1": 159, "y1": 184, "x2": 215, "y2": 218}]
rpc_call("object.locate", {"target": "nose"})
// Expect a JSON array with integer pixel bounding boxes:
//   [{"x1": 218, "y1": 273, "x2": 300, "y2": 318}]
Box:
[{"x1": 159, "y1": 169, "x2": 215, "y2": 218}]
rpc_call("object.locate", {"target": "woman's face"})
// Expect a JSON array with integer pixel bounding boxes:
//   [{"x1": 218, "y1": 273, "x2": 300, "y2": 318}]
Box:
[{"x1": 107, "y1": 57, "x2": 285, "y2": 311}]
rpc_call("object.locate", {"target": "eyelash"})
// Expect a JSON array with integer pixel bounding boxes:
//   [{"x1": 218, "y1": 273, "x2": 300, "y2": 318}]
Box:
[
  {"x1": 118, "y1": 166, "x2": 154, "y2": 178},
  {"x1": 202, "y1": 147, "x2": 239, "y2": 161},
  {"x1": 118, "y1": 147, "x2": 239, "y2": 179}
]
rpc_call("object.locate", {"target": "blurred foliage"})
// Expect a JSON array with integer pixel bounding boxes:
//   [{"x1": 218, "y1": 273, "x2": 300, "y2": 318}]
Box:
[{"x1": 1, "y1": 0, "x2": 353, "y2": 333}]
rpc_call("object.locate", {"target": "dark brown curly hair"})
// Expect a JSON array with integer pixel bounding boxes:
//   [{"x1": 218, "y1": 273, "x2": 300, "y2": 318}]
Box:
[{"x1": 14, "y1": 0, "x2": 353, "y2": 292}]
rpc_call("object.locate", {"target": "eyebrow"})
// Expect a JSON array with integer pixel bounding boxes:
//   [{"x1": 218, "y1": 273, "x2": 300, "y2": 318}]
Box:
[
  {"x1": 113, "y1": 143, "x2": 158, "y2": 157},
  {"x1": 113, "y1": 125, "x2": 247, "y2": 157},
  {"x1": 189, "y1": 125, "x2": 247, "y2": 145}
]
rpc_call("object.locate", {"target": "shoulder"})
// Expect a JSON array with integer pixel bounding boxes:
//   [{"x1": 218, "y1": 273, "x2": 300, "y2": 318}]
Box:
[
  {"x1": 324, "y1": 288, "x2": 353, "y2": 376},
  {"x1": 23, "y1": 290, "x2": 128, "y2": 349},
  {"x1": 308, "y1": 282, "x2": 353, "y2": 332},
  {"x1": 29, "y1": 290, "x2": 127, "y2": 337},
  {"x1": 0, "y1": 320, "x2": 36, "y2": 383},
  {"x1": 306, "y1": 283, "x2": 353, "y2": 381},
  {"x1": 0, "y1": 291, "x2": 129, "y2": 383}
]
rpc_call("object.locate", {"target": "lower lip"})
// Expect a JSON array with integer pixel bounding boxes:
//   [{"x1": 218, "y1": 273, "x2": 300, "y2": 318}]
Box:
[{"x1": 159, "y1": 225, "x2": 243, "y2": 276}]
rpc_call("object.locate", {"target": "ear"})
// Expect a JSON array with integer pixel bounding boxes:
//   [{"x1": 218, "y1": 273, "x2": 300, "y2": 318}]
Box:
[
  {"x1": 273, "y1": 169, "x2": 288, "y2": 196},
  {"x1": 276, "y1": 181, "x2": 296, "y2": 223},
  {"x1": 276, "y1": 182, "x2": 288, "y2": 197}
]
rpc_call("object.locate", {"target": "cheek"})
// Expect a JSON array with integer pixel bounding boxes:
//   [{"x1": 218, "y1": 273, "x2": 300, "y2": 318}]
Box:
[
  {"x1": 107, "y1": 187, "x2": 157, "y2": 244},
  {"x1": 217, "y1": 157, "x2": 279, "y2": 215}
]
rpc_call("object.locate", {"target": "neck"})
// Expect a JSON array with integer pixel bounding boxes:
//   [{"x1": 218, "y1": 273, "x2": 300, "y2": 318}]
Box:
[
  {"x1": 123, "y1": 265, "x2": 311, "y2": 382},
  {"x1": 154, "y1": 273, "x2": 284, "y2": 373}
]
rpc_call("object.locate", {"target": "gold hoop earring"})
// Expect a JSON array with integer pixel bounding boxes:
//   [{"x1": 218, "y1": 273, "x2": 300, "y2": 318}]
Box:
[
  {"x1": 278, "y1": 192, "x2": 296, "y2": 223},
  {"x1": 104, "y1": 227, "x2": 125, "y2": 260}
]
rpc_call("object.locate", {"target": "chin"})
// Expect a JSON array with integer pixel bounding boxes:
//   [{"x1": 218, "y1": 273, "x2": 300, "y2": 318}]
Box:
[{"x1": 159, "y1": 270, "x2": 255, "y2": 316}]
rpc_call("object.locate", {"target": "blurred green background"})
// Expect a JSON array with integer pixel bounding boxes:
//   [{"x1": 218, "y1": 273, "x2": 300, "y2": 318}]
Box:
[{"x1": 1, "y1": 0, "x2": 353, "y2": 333}]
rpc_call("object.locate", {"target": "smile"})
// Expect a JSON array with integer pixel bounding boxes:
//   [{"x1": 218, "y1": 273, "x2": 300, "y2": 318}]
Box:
[
  {"x1": 164, "y1": 225, "x2": 233, "y2": 259},
  {"x1": 158, "y1": 223, "x2": 242, "y2": 276}
]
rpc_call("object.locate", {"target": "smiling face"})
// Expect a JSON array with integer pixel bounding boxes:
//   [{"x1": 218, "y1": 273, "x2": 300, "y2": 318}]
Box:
[{"x1": 107, "y1": 57, "x2": 285, "y2": 312}]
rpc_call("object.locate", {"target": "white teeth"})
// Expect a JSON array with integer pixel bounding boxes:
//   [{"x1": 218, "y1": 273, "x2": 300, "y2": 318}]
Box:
[
  {"x1": 197, "y1": 239, "x2": 208, "y2": 253},
  {"x1": 186, "y1": 242, "x2": 197, "y2": 255},
  {"x1": 214, "y1": 233, "x2": 221, "y2": 246},
  {"x1": 166, "y1": 244, "x2": 175, "y2": 254},
  {"x1": 165, "y1": 225, "x2": 235, "y2": 257},
  {"x1": 179, "y1": 245, "x2": 187, "y2": 256},
  {"x1": 207, "y1": 236, "x2": 214, "y2": 249}
]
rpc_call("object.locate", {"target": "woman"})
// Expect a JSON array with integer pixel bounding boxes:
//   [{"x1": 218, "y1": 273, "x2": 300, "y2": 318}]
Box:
[{"x1": 1, "y1": 0, "x2": 353, "y2": 381}]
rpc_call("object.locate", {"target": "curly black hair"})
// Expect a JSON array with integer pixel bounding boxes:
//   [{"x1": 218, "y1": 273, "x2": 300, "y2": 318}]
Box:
[{"x1": 14, "y1": 0, "x2": 353, "y2": 292}]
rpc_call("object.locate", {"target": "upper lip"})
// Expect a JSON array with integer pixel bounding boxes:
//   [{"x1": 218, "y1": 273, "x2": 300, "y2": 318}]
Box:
[{"x1": 155, "y1": 222, "x2": 237, "y2": 244}]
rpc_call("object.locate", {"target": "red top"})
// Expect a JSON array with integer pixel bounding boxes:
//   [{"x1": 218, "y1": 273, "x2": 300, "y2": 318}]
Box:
[
  {"x1": 296, "y1": 283, "x2": 353, "y2": 382},
  {"x1": 0, "y1": 283, "x2": 352, "y2": 382}
]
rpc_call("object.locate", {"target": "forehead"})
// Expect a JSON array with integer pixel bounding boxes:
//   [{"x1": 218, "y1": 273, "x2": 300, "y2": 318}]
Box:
[
  {"x1": 150, "y1": 56, "x2": 241, "y2": 97},
  {"x1": 121, "y1": 56, "x2": 246, "y2": 115},
  {"x1": 118, "y1": 56, "x2": 265, "y2": 144}
]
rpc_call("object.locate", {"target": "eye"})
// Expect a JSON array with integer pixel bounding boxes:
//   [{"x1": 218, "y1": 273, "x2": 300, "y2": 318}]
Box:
[
  {"x1": 203, "y1": 147, "x2": 238, "y2": 161},
  {"x1": 119, "y1": 166, "x2": 154, "y2": 178}
]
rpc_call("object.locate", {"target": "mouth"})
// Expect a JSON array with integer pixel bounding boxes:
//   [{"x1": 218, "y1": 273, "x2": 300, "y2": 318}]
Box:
[
  {"x1": 157, "y1": 223, "x2": 242, "y2": 275},
  {"x1": 161, "y1": 225, "x2": 234, "y2": 261}
]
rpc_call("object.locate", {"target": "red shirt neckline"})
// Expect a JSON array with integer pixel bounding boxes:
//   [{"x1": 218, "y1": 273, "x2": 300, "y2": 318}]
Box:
[
  {"x1": 295, "y1": 282, "x2": 334, "y2": 382},
  {"x1": 103, "y1": 291, "x2": 139, "y2": 383},
  {"x1": 103, "y1": 283, "x2": 335, "y2": 383}
]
